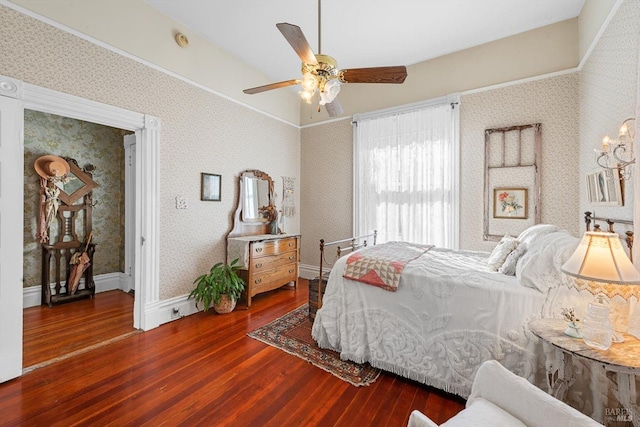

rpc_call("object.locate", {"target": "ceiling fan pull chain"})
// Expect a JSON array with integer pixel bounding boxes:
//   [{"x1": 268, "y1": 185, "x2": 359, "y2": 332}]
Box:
[{"x1": 318, "y1": 0, "x2": 322, "y2": 54}]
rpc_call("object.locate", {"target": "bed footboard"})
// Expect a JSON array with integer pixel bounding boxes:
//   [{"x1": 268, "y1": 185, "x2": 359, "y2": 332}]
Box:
[{"x1": 309, "y1": 231, "x2": 377, "y2": 320}]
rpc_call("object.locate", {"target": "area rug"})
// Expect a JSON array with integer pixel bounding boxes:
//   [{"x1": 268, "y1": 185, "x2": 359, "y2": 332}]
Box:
[{"x1": 247, "y1": 304, "x2": 380, "y2": 387}]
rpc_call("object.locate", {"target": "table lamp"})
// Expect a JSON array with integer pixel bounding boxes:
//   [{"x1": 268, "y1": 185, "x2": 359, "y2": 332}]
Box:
[{"x1": 561, "y1": 231, "x2": 640, "y2": 350}]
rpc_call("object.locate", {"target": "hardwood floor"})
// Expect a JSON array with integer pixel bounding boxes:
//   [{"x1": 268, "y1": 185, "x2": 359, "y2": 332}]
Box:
[
  {"x1": 4, "y1": 280, "x2": 465, "y2": 426},
  {"x1": 23, "y1": 290, "x2": 136, "y2": 370}
]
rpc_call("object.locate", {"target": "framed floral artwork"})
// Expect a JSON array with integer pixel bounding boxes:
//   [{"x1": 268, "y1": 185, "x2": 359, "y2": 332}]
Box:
[
  {"x1": 201, "y1": 173, "x2": 221, "y2": 201},
  {"x1": 493, "y1": 188, "x2": 528, "y2": 219}
]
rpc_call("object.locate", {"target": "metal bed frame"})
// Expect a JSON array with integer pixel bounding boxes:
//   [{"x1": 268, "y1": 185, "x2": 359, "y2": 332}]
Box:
[{"x1": 316, "y1": 231, "x2": 377, "y2": 310}]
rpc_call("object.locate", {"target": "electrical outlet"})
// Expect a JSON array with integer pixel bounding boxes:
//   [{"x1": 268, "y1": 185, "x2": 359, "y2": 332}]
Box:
[
  {"x1": 171, "y1": 307, "x2": 181, "y2": 319},
  {"x1": 176, "y1": 196, "x2": 187, "y2": 209}
]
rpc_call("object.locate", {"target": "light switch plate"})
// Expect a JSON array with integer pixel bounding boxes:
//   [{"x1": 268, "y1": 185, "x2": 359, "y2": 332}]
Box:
[{"x1": 176, "y1": 196, "x2": 187, "y2": 209}]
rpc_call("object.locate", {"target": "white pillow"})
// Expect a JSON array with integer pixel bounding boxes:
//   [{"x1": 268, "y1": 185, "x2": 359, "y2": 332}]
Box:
[
  {"x1": 499, "y1": 242, "x2": 527, "y2": 276},
  {"x1": 516, "y1": 231, "x2": 579, "y2": 293},
  {"x1": 488, "y1": 235, "x2": 518, "y2": 271},
  {"x1": 516, "y1": 224, "x2": 559, "y2": 247}
]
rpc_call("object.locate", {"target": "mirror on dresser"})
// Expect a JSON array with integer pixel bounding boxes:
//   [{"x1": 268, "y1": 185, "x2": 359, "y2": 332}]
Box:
[{"x1": 227, "y1": 169, "x2": 300, "y2": 308}]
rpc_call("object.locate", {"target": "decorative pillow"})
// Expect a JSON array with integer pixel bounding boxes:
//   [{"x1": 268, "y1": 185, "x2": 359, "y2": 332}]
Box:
[
  {"x1": 487, "y1": 235, "x2": 518, "y2": 271},
  {"x1": 516, "y1": 231, "x2": 579, "y2": 293},
  {"x1": 516, "y1": 224, "x2": 559, "y2": 247},
  {"x1": 499, "y1": 242, "x2": 527, "y2": 276}
]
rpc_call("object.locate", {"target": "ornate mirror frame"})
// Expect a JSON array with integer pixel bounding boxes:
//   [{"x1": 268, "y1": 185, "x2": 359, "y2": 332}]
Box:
[
  {"x1": 228, "y1": 169, "x2": 276, "y2": 237},
  {"x1": 57, "y1": 158, "x2": 99, "y2": 206}
]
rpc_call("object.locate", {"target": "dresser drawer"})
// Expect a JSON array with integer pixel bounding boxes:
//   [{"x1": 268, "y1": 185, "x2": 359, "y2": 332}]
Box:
[
  {"x1": 251, "y1": 237, "x2": 298, "y2": 258},
  {"x1": 250, "y1": 263, "x2": 298, "y2": 294},
  {"x1": 251, "y1": 250, "x2": 298, "y2": 272}
]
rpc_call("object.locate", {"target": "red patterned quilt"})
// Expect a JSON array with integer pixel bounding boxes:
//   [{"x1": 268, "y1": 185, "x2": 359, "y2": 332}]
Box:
[{"x1": 343, "y1": 242, "x2": 433, "y2": 291}]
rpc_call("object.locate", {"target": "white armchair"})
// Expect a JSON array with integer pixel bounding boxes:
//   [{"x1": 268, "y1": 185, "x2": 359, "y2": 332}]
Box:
[{"x1": 408, "y1": 360, "x2": 602, "y2": 427}]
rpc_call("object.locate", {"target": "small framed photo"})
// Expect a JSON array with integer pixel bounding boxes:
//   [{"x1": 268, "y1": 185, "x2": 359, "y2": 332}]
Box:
[
  {"x1": 201, "y1": 173, "x2": 221, "y2": 201},
  {"x1": 493, "y1": 188, "x2": 528, "y2": 219},
  {"x1": 586, "y1": 169, "x2": 623, "y2": 206}
]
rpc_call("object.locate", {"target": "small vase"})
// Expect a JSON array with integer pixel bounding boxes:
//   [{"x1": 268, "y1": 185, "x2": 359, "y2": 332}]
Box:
[{"x1": 564, "y1": 321, "x2": 582, "y2": 339}]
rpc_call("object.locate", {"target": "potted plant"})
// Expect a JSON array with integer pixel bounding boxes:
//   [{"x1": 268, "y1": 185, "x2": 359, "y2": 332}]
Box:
[{"x1": 190, "y1": 258, "x2": 245, "y2": 314}]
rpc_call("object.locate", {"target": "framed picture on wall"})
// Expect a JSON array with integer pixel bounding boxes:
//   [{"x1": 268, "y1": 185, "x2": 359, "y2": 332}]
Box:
[
  {"x1": 201, "y1": 173, "x2": 221, "y2": 201},
  {"x1": 586, "y1": 168, "x2": 623, "y2": 206},
  {"x1": 493, "y1": 188, "x2": 528, "y2": 219}
]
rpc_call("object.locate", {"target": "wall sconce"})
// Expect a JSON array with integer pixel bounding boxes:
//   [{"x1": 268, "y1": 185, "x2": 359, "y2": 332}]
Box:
[{"x1": 595, "y1": 117, "x2": 636, "y2": 180}]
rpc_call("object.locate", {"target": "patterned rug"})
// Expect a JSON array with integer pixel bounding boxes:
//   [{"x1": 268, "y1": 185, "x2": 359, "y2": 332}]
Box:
[{"x1": 247, "y1": 304, "x2": 380, "y2": 387}]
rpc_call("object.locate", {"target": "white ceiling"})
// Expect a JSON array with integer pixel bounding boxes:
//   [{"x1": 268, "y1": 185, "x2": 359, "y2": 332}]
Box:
[{"x1": 146, "y1": 0, "x2": 585, "y2": 86}]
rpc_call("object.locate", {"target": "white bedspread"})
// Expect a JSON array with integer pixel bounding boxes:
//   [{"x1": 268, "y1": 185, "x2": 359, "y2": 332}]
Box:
[{"x1": 311, "y1": 247, "x2": 547, "y2": 398}]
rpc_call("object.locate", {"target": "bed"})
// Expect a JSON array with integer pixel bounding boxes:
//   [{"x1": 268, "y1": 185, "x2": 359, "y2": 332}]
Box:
[{"x1": 311, "y1": 215, "x2": 634, "y2": 399}]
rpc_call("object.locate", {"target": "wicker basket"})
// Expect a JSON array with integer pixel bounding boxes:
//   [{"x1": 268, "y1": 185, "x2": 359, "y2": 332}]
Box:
[{"x1": 213, "y1": 294, "x2": 237, "y2": 314}]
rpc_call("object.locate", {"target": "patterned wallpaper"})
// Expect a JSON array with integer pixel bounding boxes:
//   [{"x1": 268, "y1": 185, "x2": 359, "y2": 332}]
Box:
[
  {"x1": 300, "y1": 119, "x2": 354, "y2": 266},
  {"x1": 578, "y1": 0, "x2": 640, "y2": 223},
  {"x1": 460, "y1": 73, "x2": 580, "y2": 251},
  {"x1": 0, "y1": 5, "x2": 300, "y2": 300},
  {"x1": 23, "y1": 110, "x2": 127, "y2": 288}
]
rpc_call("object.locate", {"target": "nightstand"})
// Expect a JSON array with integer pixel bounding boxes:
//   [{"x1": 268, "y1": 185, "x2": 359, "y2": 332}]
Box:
[{"x1": 529, "y1": 318, "x2": 640, "y2": 426}]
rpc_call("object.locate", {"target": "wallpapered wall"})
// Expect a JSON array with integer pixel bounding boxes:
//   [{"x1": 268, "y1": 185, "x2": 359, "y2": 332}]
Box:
[
  {"x1": 300, "y1": 119, "x2": 354, "y2": 266},
  {"x1": 460, "y1": 73, "x2": 580, "y2": 251},
  {"x1": 23, "y1": 110, "x2": 127, "y2": 288},
  {"x1": 579, "y1": 0, "x2": 640, "y2": 222},
  {"x1": 0, "y1": 5, "x2": 300, "y2": 301}
]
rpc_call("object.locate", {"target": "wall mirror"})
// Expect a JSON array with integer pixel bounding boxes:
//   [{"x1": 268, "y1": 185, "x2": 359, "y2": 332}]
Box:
[
  {"x1": 242, "y1": 172, "x2": 273, "y2": 222},
  {"x1": 228, "y1": 169, "x2": 276, "y2": 237},
  {"x1": 56, "y1": 158, "x2": 98, "y2": 206}
]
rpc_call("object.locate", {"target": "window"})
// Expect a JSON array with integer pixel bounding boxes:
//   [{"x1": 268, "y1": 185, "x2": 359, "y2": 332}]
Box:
[{"x1": 353, "y1": 96, "x2": 460, "y2": 248}]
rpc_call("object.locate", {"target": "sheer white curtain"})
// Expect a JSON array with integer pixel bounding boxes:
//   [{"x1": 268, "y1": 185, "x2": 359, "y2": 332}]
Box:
[{"x1": 354, "y1": 97, "x2": 460, "y2": 248}]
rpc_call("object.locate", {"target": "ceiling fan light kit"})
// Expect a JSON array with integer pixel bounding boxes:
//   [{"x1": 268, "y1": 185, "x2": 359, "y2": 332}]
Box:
[{"x1": 242, "y1": 1, "x2": 407, "y2": 117}]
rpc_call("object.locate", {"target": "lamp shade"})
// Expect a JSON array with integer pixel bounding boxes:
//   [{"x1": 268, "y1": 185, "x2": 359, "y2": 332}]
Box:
[{"x1": 561, "y1": 232, "x2": 640, "y2": 284}]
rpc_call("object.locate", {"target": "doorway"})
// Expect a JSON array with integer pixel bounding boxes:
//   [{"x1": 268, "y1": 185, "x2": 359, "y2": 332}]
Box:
[
  {"x1": 22, "y1": 111, "x2": 136, "y2": 369},
  {"x1": 0, "y1": 74, "x2": 160, "y2": 383}
]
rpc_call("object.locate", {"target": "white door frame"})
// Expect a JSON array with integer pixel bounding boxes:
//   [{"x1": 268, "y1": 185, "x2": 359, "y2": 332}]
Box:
[
  {"x1": 0, "y1": 81, "x2": 25, "y2": 383},
  {"x1": 0, "y1": 74, "x2": 161, "y2": 381},
  {"x1": 123, "y1": 134, "x2": 137, "y2": 294}
]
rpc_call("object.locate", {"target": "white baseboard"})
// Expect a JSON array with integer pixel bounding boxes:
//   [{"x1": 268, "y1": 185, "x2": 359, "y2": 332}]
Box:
[
  {"x1": 299, "y1": 263, "x2": 317, "y2": 279},
  {"x1": 23, "y1": 272, "x2": 130, "y2": 308},
  {"x1": 144, "y1": 294, "x2": 200, "y2": 328},
  {"x1": 299, "y1": 263, "x2": 332, "y2": 279}
]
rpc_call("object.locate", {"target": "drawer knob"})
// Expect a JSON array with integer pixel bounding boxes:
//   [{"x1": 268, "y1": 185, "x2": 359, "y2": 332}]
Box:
[
  {"x1": 289, "y1": 269, "x2": 294, "y2": 274},
  {"x1": 289, "y1": 255, "x2": 294, "y2": 260},
  {"x1": 255, "y1": 248, "x2": 263, "y2": 253},
  {"x1": 256, "y1": 263, "x2": 262, "y2": 268},
  {"x1": 255, "y1": 278, "x2": 262, "y2": 284},
  {"x1": 289, "y1": 242, "x2": 294, "y2": 247}
]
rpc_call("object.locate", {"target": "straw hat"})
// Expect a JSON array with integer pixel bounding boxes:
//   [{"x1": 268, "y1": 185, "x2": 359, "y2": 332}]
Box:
[{"x1": 34, "y1": 155, "x2": 70, "y2": 179}]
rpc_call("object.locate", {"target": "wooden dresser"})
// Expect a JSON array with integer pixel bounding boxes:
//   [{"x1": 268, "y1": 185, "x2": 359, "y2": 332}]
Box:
[{"x1": 228, "y1": 234, "x2": 300, "y2": 308}]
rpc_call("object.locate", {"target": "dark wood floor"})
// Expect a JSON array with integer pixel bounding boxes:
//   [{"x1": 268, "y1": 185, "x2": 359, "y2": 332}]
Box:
[{"x1": 5, "y1": 279, "x2": 465, "y2": 426}]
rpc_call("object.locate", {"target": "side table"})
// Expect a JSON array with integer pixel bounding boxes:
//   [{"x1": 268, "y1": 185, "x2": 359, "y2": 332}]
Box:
[{"x1": 530, "y1": 318, "x2": 640, "y2": 426}]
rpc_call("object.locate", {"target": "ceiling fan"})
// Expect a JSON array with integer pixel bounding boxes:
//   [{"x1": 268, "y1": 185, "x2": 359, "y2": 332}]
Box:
[{"x1": 242, "y1": 0, "x2": 408, "y2": 117}]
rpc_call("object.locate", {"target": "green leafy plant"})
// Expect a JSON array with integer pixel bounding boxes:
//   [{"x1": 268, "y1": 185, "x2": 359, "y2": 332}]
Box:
[{"x1": 189, "y1": 258, "x2": 245, "y2": 311}]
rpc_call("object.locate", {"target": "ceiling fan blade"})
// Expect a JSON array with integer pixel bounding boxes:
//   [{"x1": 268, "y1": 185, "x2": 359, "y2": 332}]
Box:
[
  {"x1": 243, "y1": 79, "x2": 299, "y2": 95},
  {"x1": 276, "y1": 23, "x2": 318, "y2": 65},
  {"x1": 340, "y1": 66, "x2": 407, "y2": 84},
  {"x1": 324, "y1": 99, "x2": 343, "y2": 118}
]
